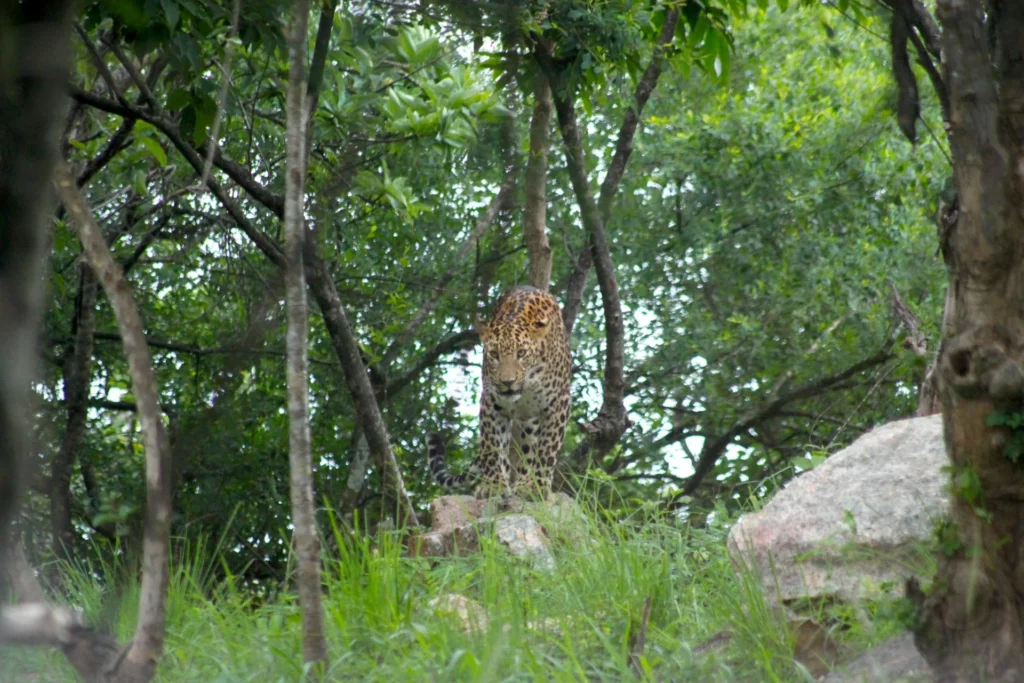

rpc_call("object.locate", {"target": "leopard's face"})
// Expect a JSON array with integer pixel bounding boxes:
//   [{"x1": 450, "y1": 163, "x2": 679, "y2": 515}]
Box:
[
  {"x1": 476, "y1": 288, "x2": 566, "y2": 403},
  {"x1": 481, "y1": 328, "x2": 543, "y2": 400}
]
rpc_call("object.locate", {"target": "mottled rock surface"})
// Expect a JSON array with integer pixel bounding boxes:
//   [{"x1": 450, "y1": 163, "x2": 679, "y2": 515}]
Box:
[
  {"x1": 408, "y1": 492, "x2": 582, "y2": 569},
  {"x1": 728, "y1": 415, "x2": 947, "y2": 605}
]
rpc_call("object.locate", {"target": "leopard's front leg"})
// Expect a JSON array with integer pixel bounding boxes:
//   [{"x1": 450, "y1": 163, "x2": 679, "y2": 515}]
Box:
[{"x1": 474, "y1": 396, "x2": 512, "y2": 498}]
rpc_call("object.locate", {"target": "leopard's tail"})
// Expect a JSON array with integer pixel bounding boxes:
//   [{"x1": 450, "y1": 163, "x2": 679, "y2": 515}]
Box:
[{"x1": 427, "y1": 432, "x2": 475, "y2": 489}]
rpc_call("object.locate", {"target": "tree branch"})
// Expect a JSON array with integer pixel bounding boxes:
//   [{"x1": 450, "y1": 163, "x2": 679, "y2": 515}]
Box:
[
  {"x1": 76, "y1": 117, "x2": 135, "y2": 188},
  {"x1": 524, "y1": 73, "x2": 553, "y2": 290},
  {"x1": 50, "y1": 264, "x2": 97, "y2": 560},
  {"x1": 668, "y1": 346, "x2": 895, "y2": 503},
  {"x1": 55, "y1": 161, "x2": 172, "y2": 679},
  {"x1": 378, "y1": 180, "x2": 512, "y2": 375},
  {"x1": 557, "y1": 9, "x2": 681, "y2": 333},
  {"x1": 382, "y1": 329, "x2": 479, "y2": 401},
  {"x1": 304, "y1": 250, "x2": 420, "y2": 526},
  {"x1": 535, "y1": 17, "x2": 687, "y2": 461},
  {"x1": 68, "y1": 86, "x2": 289, "y2": 230}
]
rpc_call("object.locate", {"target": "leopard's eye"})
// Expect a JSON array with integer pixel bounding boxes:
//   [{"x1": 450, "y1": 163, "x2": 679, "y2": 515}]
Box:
[
  {"x1": 488, "y1": 349, "x2": 500, "y2": 360},
  {"x1": 517, "y1": 349, "x2": 527, "y2": 360}
]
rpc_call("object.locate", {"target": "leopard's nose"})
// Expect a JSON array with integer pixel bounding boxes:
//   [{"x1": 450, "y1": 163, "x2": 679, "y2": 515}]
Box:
[{"x1": 498, "y1": 378, "x2": 516, "y2": 390}]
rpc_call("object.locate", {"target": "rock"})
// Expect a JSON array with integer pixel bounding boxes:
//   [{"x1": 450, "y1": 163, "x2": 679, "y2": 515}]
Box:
[
  {"x1": 728, "y1": 415, "x2": 947, "y2": 606},
  {"x1": 494, "y1": 514, "x2": 555, "y2": 570},
  {"x1": 428, "y1": 593, "x2": 488, "y2": 633},
  {"x1": 429, "y1": 495, "x2": 488, "y2": 534},
  {"x1": 822, "y1": 633, "x2": 933, "y2": 682},
  {"x1": 407, "y1": 493, "x2": 585, "y2": 567}
]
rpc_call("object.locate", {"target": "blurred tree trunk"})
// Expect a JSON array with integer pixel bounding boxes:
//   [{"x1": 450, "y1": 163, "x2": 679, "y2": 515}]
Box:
[
  {"x1": 896, "y1": 0, "x2": 1024, "y2": 680},
  {"x1": 50, "y1": 264, "x2": 97, "y2": 560}
]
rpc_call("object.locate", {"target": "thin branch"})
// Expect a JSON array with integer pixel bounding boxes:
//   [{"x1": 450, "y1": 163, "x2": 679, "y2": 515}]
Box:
[
  {"x1": 558, "y1": 9, "x2": 681, "y2": 334},
  {"x1": 104, "y1": 39, "x2": 160, "y2": 110},
  {"x1": 69, "y1": 87, "x2": 289, "y2": 223},
  {"x1": 378, "y1": 181, "x2": 512, "y2": 374},
  {"x1": 382, "y1": 329, "x2": 479, "y2": 400},
  {"x1": 668, "y1": 346, "x2": 894, "y2": 504},
  {"x1": 627, "y1": 596, "x2": 653, "y2": 678},
  {"x1": 90, "y1": 331, "x2": 337, "y2": 367},
  {"x1": 76, "y1": 117, "x2": 135, "y2": 187},
  {"x1": 200, "y1": 0, "x2": 241, "y2": 187},
  {"x1": 73, "y1": 22, "x2": 128, "y2": 108}
]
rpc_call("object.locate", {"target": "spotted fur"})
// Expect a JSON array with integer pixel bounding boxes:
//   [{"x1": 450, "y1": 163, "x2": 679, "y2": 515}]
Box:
[{"x1": 428, "y1": 286, "x2": 572, "y2": 499}]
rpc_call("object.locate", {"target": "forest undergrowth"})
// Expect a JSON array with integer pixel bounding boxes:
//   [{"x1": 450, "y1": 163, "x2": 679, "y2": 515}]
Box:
[{"x1": 1, "y1": 491, "x2": 925, "y2": 682}]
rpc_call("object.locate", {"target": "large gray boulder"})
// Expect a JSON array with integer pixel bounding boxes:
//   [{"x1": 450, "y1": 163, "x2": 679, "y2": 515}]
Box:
[{"x1": 727, "y1": 414, "x2": 948, "y2": 605}]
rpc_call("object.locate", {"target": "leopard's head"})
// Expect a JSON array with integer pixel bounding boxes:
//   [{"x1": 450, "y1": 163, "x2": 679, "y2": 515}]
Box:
[{"x1": 476, "y1": 287, "x2": 564, "y2": 401}]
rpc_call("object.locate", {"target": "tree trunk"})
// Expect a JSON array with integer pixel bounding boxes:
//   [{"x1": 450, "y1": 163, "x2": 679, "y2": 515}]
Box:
[
  {"x1": 524, "y1": 74, "x2": 553, "y2": 290},
  {"x1": 903, "y1": 0, "x2": 1024, "y2": 680},
  {"x1": 283, "y1": 0, "x2": 329, "y2": 671},
  {"x1": 50, "y1": 263, "x2": 98, "y2": 560},
  {"x1": 56, "y1": 160, "x2": 175, "y2": 682},
  {"x1": 0, "y1": 0, "x2": 76, "y2": 561}
]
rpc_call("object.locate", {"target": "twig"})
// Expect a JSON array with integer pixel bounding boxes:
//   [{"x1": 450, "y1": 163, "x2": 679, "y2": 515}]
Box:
[
  {"x1": 627, "y1": 596, "x2": 653, "y2": 678},
  {"x1": 200, "y1": 0, "x2": 242, "y2": 187},
  {"x1": 378, "y1": 180, "x2": 512, "y2": 374}
]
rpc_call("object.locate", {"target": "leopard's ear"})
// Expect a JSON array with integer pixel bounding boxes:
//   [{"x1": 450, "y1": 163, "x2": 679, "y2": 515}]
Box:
[
  {"x1": 474, "y1": 316, "x2": 491, "y2": 344},
  {"x1": 527, "y1": 315, "x2": 551, "y2": 340}
]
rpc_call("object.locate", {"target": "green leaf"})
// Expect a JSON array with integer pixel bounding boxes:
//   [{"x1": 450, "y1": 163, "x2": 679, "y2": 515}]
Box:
[
  {"x1": 166, "y1": 88, "x2": 191, "y2": 111},
  {"x1": 688, "y1": 14, "x2": 710, "y2": 48},
  {"x1": 716, "y1": 31, "x2": 732, "y2": 80},
  {"x1": 161, "y1": 0, "x2": 180, "y2": 30},
  {"x1": 138, "y1": 137, "x2": 168, "y2": 167}
]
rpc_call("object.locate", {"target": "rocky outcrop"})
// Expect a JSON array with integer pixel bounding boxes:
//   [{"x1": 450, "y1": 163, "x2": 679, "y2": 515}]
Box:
[
  {"x1": 408, "y1": 492, "x2": 584, "y2": 570},
  {"x1": 728, "y1": 414, "x2": 948, "y2": 606}
]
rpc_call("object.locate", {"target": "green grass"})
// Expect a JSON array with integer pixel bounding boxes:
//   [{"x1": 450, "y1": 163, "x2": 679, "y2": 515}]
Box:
[{"x1": 0, "y1": 496, "x2": 923, "y2": 682}]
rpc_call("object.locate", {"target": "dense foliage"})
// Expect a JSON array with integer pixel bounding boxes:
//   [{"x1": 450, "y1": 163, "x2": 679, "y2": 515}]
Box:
[{"x1": 24, "y1": 0, "x2": 947, "y2": 583}]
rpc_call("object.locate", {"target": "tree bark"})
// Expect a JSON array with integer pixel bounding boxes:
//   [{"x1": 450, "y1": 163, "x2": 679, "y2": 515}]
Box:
[
  {"x1": 0, "y1": 0, "x2": 76, "y2": 562},
  {"x1": 56, "y1": 160, "x2": 174, "y2": 681},
  {"x1": 899, "y1": 0, "x2": 1024, "y2": 680},
  {"x1": 282, "y1": 0, "x2": 329, "y2": 671},
  {"x1": 50, "y1": 264, "x2": 98, "y2": 560},
  {"x1": 556, "y1": 9, "x2": 680, "y2": 335},
  {"x1": 524, "y1": 74, "x2": 553, "y2": 290},
  {"x1": 304, "y1": 250, "x2": 420, "y2": 527}
]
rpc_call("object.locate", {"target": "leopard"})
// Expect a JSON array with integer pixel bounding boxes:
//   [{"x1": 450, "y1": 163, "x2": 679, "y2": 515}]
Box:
[{"x1": 428, "y1": 285, "x2": 572, "y2": 500}]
